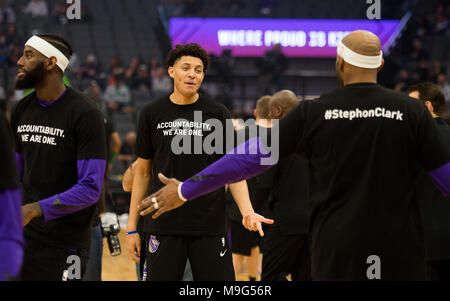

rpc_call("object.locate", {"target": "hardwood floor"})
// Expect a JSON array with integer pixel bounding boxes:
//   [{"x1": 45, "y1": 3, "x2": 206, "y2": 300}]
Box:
[{"x1": 101, "y1": 230, "x2": 137, "y2": 281}]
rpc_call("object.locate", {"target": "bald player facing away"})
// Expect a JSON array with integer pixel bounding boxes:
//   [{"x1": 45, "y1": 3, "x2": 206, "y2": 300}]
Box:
[
  {"x1": 261, "y1": 90, "x2": 312, "y2": 281},
  {"x1": 139, "y1": 30, "x2": 450, "y2": 280},
  {"x1": 267, "y1": 90, "x2": 298, "y2": 120}
]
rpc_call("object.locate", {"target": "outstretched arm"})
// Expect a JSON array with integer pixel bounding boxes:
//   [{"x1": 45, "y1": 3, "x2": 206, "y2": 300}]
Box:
[
  {"x1": 137, "y1": 103, "x2": 305, "y2": 219},
  {"x1": 138, "y1": 137, "x2": 275, "y2": 218}
]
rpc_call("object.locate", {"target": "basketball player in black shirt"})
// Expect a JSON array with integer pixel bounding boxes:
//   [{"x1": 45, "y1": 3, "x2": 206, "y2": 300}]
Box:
[
  {"x1": 11, "y1": 34, "x2": 107, "y2": 281},
  {"x1": 126, "y1": 43, "x2": 273, "y2": 280}
]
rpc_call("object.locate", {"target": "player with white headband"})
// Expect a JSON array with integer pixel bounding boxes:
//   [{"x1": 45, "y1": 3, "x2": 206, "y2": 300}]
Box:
[
  {"x1": 10, "y1": 34, "x2": 107, "y2": 281},
  {"x1": 24, "y1": 35, "x2": 70, "y2": 72},
  {"x1": 336, "y1": 38, "x2": 383, "y2": 69},
  {"x1": 138, "y1": 30, "x2": 450, "y2": 280}
]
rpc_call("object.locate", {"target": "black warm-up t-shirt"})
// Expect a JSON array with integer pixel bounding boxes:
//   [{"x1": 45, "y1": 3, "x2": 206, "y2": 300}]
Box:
[
  {"x1": 277, "y1": 83, "x2": 450, "y2": 280},
  {"x1": 10, "y1": 87, "x2": 106, "y2": 248},
  {"x1": 136, "y1": 93, "x2": 233, "y2": 236}
]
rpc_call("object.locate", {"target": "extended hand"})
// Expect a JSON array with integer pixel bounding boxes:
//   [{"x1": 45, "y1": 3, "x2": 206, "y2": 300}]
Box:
[
  {"x1": 242, "y1": 212, "x2": 274, "y2": 237},
  {"x1": 138, "y1": 173, "x2": 185, "y2": 219}
]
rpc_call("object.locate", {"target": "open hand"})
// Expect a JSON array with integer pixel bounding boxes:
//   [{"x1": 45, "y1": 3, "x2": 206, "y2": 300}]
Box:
[
  {"x1": 242, "y1": 212, "x2": 274, "y2": 237},
  {"x1": 138, "y1": 173, "x2": 185, "y2": 219}
]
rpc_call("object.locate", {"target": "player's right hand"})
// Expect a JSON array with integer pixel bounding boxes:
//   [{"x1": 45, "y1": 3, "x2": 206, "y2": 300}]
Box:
[
  {"x1": 126, "y1": 232, "x2": 141, "y2": 263},
  {"x1": 242, "y1": 212, "x2": 274, "y2": 237}
]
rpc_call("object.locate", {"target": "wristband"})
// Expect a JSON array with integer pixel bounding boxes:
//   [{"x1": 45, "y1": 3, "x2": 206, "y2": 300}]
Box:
[
  {"x1": 178, "y1": 183, "x2": 188, "y2": 202},
  {"x1": 126, "y1": 230, "x2": 138, "y2": 235}
]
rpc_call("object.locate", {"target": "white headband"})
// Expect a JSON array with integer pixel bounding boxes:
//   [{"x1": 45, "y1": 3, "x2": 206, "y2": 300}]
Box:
[
  {"x1": 25, "y1": 35, "x2": 70, "y2": 72},
  {"x1": 337, "y1": 40, "x2": 383, "y2": 69}
]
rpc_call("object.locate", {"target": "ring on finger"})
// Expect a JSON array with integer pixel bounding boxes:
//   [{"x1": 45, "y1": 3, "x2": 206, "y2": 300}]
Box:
[{"x1": 151, "y1": 197, "x2": 159, "y2": 209}]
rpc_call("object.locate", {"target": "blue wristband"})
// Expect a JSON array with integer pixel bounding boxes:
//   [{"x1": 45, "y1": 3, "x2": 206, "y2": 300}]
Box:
[{"x1": 126, "y1": 231, "x2": 138, "y2": 235}]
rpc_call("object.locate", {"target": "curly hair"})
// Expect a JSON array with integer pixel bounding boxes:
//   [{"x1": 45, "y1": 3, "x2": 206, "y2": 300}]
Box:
[{"x1": 166, "y1": 43, "x2": 209, "y2": 71}]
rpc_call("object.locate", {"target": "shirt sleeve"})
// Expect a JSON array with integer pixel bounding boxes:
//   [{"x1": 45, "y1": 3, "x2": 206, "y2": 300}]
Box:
[
  {"x1": 135, "y1": 108, "x2": 154, "y2": 159},
  {"x1": 0, "y1": 188, "x2": 23, "y2": 243},
  {"x1": 0, "y1": 113, "x2": 23, "y2": 276},
  {"x1": 0, "y1": 239, "x2": 23, "y2": 281},
  {"x1": 38, "y1": 159, "x2": 106, "y2": 221}
]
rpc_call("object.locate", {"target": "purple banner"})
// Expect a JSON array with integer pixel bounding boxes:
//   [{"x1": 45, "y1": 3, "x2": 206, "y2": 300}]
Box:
[{"x1": 169, "y1": 18, "x2": 401, "y2": 58}]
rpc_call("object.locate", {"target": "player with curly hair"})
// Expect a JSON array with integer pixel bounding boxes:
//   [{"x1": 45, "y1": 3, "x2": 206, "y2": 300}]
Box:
[{"x1": 125, "y1": 43, "x2": 273, "y2": 281}]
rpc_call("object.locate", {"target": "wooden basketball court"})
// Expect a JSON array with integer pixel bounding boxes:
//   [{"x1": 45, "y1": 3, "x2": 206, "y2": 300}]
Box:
[{"x1": 101, "y1": 230, "x2": 137, "y2": 281}]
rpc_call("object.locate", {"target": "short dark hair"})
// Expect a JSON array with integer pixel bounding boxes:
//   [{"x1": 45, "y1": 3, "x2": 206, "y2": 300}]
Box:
[
  {"x1": 407, "y1": 82, "x2": 445, "y2": 115},
  {"x1": 166, "y1": 43, "x2": 209, "y2": 71},
  {"x1": 36, "y1": 33, "x2": 73, "y2": 60}
]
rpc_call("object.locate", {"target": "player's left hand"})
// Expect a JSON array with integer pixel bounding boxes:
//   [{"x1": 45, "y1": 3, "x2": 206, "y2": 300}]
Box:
[
  {"x1": 22, "y1": 202, "x2": 42, "y2": 226},
  {"x1": 242, "y1": 213, "x2": 274, "y2": 237},
  {"x1": 138, "y1": 173, "x2": 184, "y2": 219}
]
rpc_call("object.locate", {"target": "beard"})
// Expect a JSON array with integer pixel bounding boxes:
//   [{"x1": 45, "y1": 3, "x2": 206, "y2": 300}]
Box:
[{"x1": 15, "y1": 61, "x2": 45, "y2": 90}]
